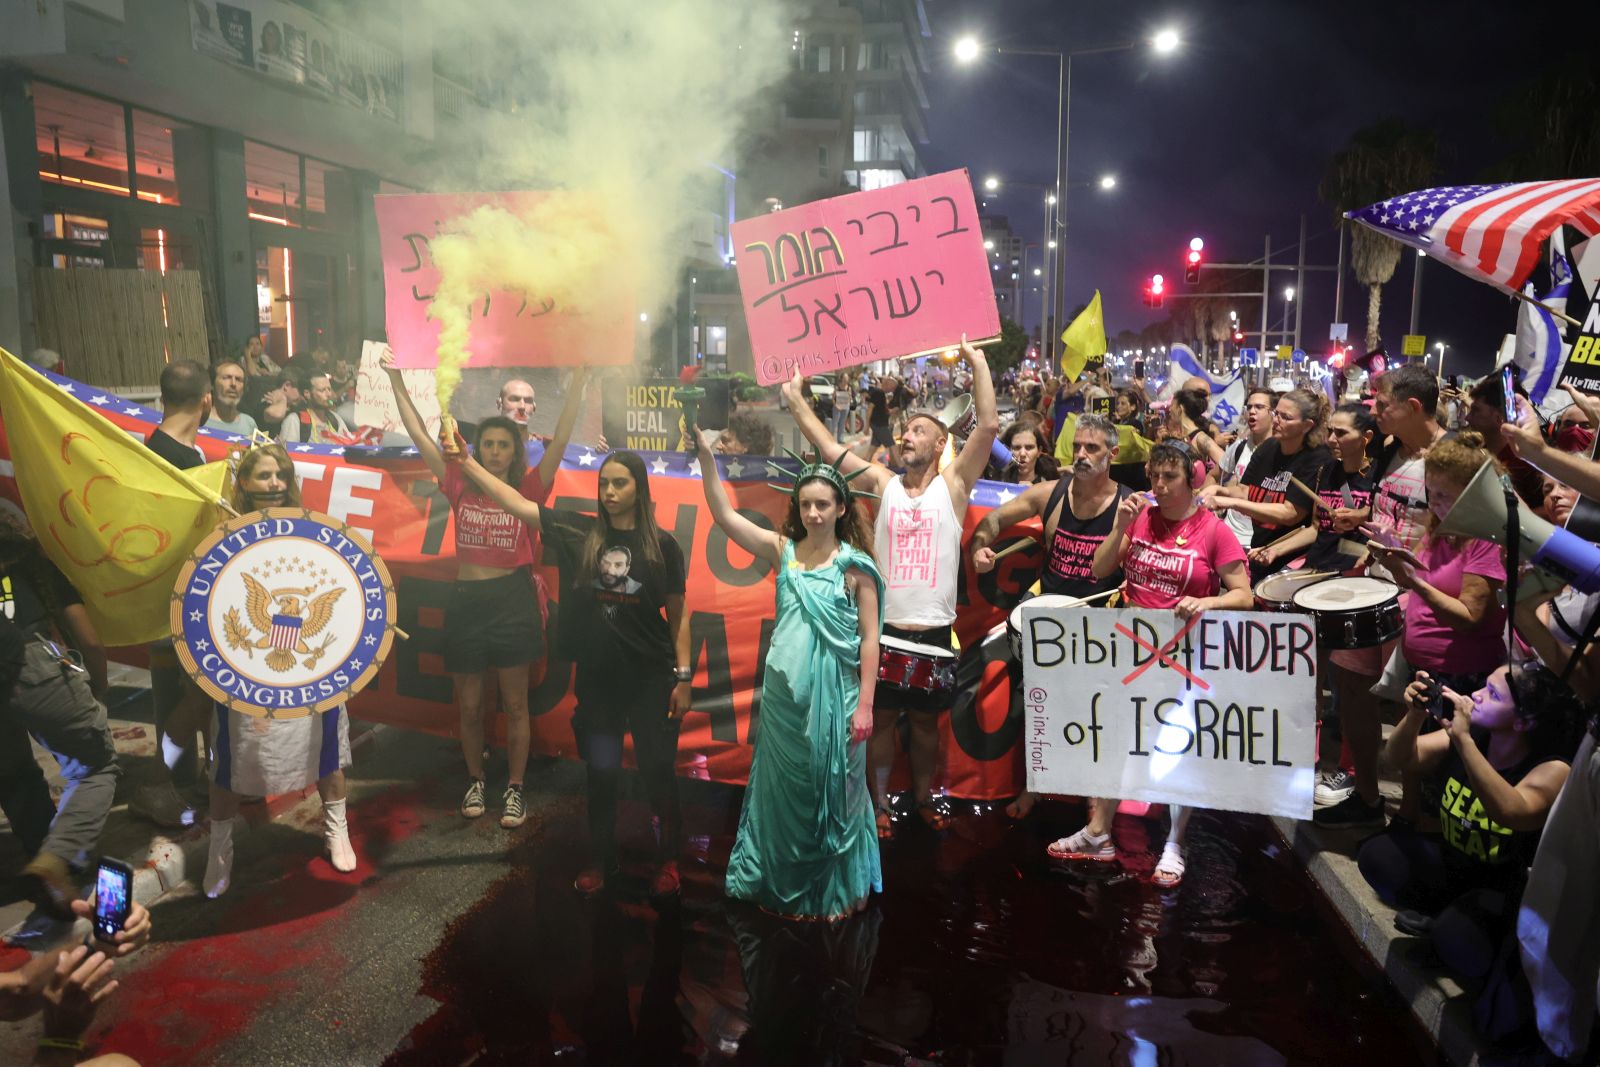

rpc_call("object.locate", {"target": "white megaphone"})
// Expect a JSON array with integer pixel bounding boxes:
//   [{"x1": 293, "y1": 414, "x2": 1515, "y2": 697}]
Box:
[
  {"x1": 1440, "y1": 461, "x2": 1600, "y2": 595},
  {"x1": 935, "y1": 393, "x2": 1013, "y2": 466}
]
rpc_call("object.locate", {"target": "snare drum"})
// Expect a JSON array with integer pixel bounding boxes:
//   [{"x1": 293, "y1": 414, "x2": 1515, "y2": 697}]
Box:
[
  {"x1": 1291, "y1": 576, "x2": 1403, "y2": 650},
  {"x1": 1253, "y1": 569, "x2": 1333, "y2": 614},
  {"x1": 1007, "y1": 593, "x2": 1089, "y2": 661},
  {"x1": 878, "y1": 636, "x2": 958, "y2": 706}
]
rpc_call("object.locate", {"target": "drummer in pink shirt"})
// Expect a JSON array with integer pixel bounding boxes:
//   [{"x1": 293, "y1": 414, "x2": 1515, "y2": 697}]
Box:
[{"x1": 1051, "y1": 441, "x2": 1252, "y2": 887}]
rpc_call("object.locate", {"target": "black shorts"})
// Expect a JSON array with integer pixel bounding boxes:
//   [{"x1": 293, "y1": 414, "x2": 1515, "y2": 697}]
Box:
[
  {"x1": 442, "y1": 570, "x2": 544, "y2": 674},
  {"x1": 876, "y1": 622, "x2": 955, "y2": 713},
  {"x1": 870, "y1": 423, "x2": 895, "y2": 448}
]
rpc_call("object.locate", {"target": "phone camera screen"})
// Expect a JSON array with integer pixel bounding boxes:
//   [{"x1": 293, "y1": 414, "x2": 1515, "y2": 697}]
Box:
[{"x1": 95, "y1": 865, "x2": 129, "y2": 938}]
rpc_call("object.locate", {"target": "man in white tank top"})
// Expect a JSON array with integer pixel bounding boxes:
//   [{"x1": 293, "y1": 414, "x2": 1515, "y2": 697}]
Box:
[{"x1": 783, "y1": 338, "x2": 998, "y2": 839}]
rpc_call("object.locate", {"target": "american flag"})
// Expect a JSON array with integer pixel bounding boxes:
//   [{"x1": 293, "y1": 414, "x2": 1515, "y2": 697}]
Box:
[
  {"x1": 269, "y1": 613, "x2": 301, "y2": 651},
  {"x1": 1346, "y1": 179, "x2": 1600, "y2": 293}
]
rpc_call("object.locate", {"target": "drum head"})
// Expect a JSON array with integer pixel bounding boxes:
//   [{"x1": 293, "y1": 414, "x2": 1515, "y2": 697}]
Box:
[
  {"x1": 1255, "y1": 570, "x2": 1333, "y2": 603},
  {"x1": 1293, "y1": 576, "x2": 1400, "y2": 611},
  {"x1": 880, "y1": 635, "x2": 956, "y2": 659},
  {"x1": 1013, "y1": 593, "x2": 1092, "y2": 625}
]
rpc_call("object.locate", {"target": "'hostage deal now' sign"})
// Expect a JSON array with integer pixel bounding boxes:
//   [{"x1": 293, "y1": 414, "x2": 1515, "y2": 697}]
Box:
[
  {"x1": 732, "y1": 169, "x2": 1001, "y2": 385},
  {"x1": 1020, "y1": 606, "x2": 1318, "y2": 820}
]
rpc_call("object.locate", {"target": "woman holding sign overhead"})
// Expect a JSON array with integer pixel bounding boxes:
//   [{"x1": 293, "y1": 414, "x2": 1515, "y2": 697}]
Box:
[{"x1": 1056, "y1": 440, "x2": 1251, "y2": 888}]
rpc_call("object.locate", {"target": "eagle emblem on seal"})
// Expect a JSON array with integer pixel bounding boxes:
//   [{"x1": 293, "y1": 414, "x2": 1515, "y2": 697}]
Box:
[{"x1": 223, "y1": 572, "x2": 345, "y2": 672}]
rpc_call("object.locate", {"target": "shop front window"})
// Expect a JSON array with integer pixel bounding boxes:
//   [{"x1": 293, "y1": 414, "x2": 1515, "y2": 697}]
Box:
[
  {"x1": 42, "y1": 212, "x2": 110, "y2": 268},
  {"x1": 257, "y1": 245, "x2": 347, "y2": 359},
  {"x1": 33, "y1": 84, "x2": 131, "y2": 198},
  {"x1": 246, "y1": 140, "x2": 302, "y2": 227},
  {"x1": 304, "y1": 157, "x2": 354, "y2": 231},
  {"x1": 131, "y1": 110, "x2": 185, "y2": 206}
]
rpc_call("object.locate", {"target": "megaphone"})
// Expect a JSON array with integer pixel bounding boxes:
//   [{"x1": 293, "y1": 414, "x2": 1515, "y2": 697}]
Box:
[
  {"x1": 933, "y1": 393, "x2": 1013, "y2": 466},
  {"x1": 1440, "y1": 461, "x2": 1600, "y2": 594}
]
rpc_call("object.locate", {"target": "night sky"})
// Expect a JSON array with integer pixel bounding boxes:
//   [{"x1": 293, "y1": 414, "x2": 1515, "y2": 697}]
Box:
[{"x1": 921, "y1": 0, "x2": 1558, "y2": 376}]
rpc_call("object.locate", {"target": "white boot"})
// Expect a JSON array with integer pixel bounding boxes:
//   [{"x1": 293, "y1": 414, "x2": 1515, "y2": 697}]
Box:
[
  {"x1": 204, "y1": 818, "x2": 235, "y2": 898},
  {"x1": 323, "y1": 799, "x2": 356, "y2": 873}
]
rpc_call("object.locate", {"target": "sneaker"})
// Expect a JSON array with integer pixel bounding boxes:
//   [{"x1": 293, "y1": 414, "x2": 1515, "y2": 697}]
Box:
[
  {"x1": 129, "y1": 783, "x2": 197, "y2": 829},
  {"x1": 19, "y1": 853, "x2": 75, "y2": 919},
  {"x1": 1314, "y1": 769, "x2": 1357, "y2": 807},
  {"x1": 499, "y1": 786, "x2": 527, "y2": 829},
  {"x1": 460, "y1": 779, "x2": 486, "y2": 819},
  {"x1": 1313, "y1": 791, "x2": 1386, "y2": 829},
  {"x1": 1394, "y1": 908, "x2": 1435, "y2": 937}
]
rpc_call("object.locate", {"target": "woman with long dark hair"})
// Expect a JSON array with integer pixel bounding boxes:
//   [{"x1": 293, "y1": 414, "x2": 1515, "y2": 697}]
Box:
[
  {"x1": 696, "y1": 434, "x2": 884, "y2": 919},
  {"x1": 203, "y1": 443, "x2": 356, "y2": 897},
  {"x1": 387, "y1": 353, "x2": 589, "y2": 830},
  {"x1": 459, "y1": 446, "x2": 691, "y2": 899},
  {"x1": 997, "y1": 420, "x2": 1059, "y2": 485}
]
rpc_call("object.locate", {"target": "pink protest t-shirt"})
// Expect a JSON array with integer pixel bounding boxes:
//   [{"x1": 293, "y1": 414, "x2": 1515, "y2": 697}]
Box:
[
  {"x1": 1122, "y1": 505, "x2": 1247, "y2": 610},
  {"x1": 1400, "y1": 535, "x2": 1507, "y2": 673},
  {"x1": 442, "y1": 464, "x2": 548, "y2": 570}
]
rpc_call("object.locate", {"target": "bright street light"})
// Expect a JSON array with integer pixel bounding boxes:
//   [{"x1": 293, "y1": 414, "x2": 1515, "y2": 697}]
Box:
[
  {"x1": 984, "y1": 176, "x2": 1000, "y2": 191},
  {"x1": 984, "y1": 239, "x2": 995, "y2": 250},
  {"x1": 1047, "y1": 239, "x2": 1057, "y2": 248},
  {"x1": 1284, "y1": 286, "x2": 1296, "y2": 302},
  {"x1": 1045, "y1": 193, "x2": 1056, "y2": 205},
  {"x1": 1151, "y1": 28, "x2": 1181, "y2": 54},
  {"x1": 1098, "y1": 174, "x2": 1117, "y2": 190},
  {"x1": 1033, "y1": 267, "x2": 1041, "y2": 276},
  {"x1": 953, "y1": 36, "x2": 982, "y2": 63},
  {"x1": 639, "y1": 312, "x2": 649, "y2": 323}
]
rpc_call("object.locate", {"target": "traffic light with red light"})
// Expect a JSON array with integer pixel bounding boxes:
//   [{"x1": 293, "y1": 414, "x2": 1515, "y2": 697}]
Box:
[
  {"x1": 1232, "y1": 329, "x2": 1245, "y2": 344},
  {"x1": 1185, "y1": 237, "x2": 1204, "y2": 284},
  {"x1": 1144, "y1": 273, "x2": 1165, "y2": 307}
]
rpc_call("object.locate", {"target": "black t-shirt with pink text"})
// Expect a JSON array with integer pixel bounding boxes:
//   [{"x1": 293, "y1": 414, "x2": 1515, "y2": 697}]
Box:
[
  {"x1": 1039, "y1": 478, "x2": 1128, "y2": 600},
  {"x1": 1305, "y1": 459, "x2": 1374, "y2": 571}
]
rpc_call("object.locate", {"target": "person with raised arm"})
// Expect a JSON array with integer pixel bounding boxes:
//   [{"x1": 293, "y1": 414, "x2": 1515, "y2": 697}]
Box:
[
  {"x1": 384, "y1": 349, "x2": 589, "y2": 830},
  {"x1": 694, "y1": 429, "x2": 884, "y2": 919},
  {"x1": 783, "y1": 338, "x2": 998, "y2": 838}
]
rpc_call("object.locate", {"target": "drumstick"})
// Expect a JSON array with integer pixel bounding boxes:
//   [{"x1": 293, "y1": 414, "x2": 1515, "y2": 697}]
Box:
[
  {"x1": 990, "y1": 538, "x2": 1039, "y2": 562},
  {"x1": 1262, "y1": 527, "x2": 1307, "y2": 553},
  {"x1": 1073, "y1": 587, "x2": 1119, "y2": 606},
  {"x1": 391, "y1": 625, "x2": 411, "y2": 641},
  {"x1": 1289, "y1": 474, "x2": 1333, "y2": 513}
]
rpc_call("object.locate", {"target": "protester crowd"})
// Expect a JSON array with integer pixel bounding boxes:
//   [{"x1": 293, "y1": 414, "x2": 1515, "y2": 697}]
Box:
[{"x1": 4, "y1": 333, "x2": 1600, "y2": 1065}]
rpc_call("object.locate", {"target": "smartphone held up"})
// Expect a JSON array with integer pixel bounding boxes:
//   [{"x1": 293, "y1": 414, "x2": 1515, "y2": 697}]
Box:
[{"x1": 93, "y1": 858, "x2": 133, "y2": 943}]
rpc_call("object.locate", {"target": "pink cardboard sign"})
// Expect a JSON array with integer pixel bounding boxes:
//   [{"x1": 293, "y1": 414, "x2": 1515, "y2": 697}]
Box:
[
  {"x1": 375, "y1": 191, "x2": 634, "y2": 369},
  {"x1": 732, "y1": 170, "x2": 1000, "y2": 385}
]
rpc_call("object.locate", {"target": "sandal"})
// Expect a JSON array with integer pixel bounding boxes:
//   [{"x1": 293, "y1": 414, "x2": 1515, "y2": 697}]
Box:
[
  {"x1": 1046, "y1": 827, "x2": 1116, "y2": 862},
  {"x1": 1005, "y1": 790, "x2": 1038, "y2": 820},
  {"x1": 916, "y1": 800, "x2": 952, "y2": 831},
  {"x1": 875, "y1": 805, "x2": 895, "y2": 841},
  {"x1": 1151, "y1": 842, "x2": 1186, "y2": 888}
]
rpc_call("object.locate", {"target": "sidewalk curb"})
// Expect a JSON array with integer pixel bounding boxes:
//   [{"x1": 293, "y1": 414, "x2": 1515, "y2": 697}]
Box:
[{"x1": 1268, "y1": 815, "x2": 1483, "y2": 1067}]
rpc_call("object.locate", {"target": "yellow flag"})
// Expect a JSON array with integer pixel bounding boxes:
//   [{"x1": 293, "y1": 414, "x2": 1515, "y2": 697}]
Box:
[
  {"x1": 1054, "y1": 412, "x2": 1153, "y2": 467},
  {"x1": 0, "y1": 348, "x2": 230, "y2": 645},
  {"x1": 1059, "y1": 289, "x2": 1108, "y2": 382}
]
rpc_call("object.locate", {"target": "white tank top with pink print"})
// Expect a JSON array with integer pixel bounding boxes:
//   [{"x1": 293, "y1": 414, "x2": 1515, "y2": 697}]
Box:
[{"x1": 874, "y1": 474, "x2": 960, "y2": 627}]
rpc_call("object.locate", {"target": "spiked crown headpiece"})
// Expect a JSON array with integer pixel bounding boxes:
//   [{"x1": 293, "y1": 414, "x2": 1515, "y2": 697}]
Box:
[{"x1": 766, "y1": 447, "x2": 879, "y2": 502}]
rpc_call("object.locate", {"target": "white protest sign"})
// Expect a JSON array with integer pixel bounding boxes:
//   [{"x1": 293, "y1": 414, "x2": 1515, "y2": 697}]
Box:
[
  {"x1": 1020, "y1": 606, "x2": 1317, "y2": 819},
  {"x1": 355, "y1": 340, "x2": 440, "y2": 439}
]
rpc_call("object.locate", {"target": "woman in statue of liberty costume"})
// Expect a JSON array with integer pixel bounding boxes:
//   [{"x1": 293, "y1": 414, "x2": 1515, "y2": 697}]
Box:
[{"x1": 695, "y1": 431, "x2": 884, "y2": 920}]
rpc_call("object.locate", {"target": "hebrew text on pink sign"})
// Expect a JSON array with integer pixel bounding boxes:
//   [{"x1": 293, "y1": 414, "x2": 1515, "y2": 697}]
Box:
[
  {"x1": 375, "y1": 191, "x2": 634, "y2": 369},
  {"x1": 732, "y1": 170, "x2": 1000, "y2": 385}
]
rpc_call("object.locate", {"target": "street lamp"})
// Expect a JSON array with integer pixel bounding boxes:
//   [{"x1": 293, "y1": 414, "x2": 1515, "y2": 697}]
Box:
[
  {"x1": 1284, "y1": 286, "x2": 1296, "y2": 302},
  {"x1": 951, "y1": 31, "x2": 1182, "y2": 364},
  {"x1": 1098, "y1": 174, "x2": 1117, "y2": 190},
  {"x1": 984, "y1": 175, "x2": 1000, "y2": 191}
]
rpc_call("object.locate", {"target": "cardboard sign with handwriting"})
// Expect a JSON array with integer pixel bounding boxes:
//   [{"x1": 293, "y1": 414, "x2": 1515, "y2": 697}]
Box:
[
  {"x1": 354, "y1": 341, "x2": 440, "y2": 438},
  {"x1": 732, "y1": 170, "x2": 1000, "y2": 385},
  {"x1": 374, "y1": 191, "x2": 635, "y2": 369}
]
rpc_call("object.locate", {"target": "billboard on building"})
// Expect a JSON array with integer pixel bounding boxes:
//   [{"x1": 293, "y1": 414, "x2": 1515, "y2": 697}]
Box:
[{"x1": 189, "y1": 0, "x2": 400, "y2": 122}]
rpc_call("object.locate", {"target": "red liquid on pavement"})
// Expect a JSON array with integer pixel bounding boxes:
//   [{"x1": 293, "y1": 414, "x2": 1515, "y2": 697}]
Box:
[{"x1": 387, "y1": 786, "x2": 1433, "y2": 1065}]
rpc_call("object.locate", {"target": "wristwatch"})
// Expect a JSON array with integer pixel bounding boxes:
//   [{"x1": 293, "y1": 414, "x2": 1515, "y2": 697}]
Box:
[{"x1": 673, "y1": 666, "x2": 693, "y2": 682}]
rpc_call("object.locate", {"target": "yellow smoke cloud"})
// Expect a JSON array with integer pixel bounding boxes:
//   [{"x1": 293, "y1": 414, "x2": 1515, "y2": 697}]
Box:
[{"x1": 413, "y1": 0, "x2": 789, "y2": 410}]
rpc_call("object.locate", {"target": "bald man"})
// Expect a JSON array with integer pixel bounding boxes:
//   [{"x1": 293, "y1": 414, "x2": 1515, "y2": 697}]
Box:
[{"x1": 497, "y1": 378, "x2": 536, "y2": 425}]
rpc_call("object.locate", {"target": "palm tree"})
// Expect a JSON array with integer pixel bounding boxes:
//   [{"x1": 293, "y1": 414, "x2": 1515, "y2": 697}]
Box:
[{"x1": 1319, "y1": 121, "x2": 1439, "y2": 352}]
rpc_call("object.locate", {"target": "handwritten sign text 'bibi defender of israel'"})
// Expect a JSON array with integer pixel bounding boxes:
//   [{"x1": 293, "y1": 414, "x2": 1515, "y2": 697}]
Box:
[
  {"x1": 1020, "y1": 606, "x2": 1318, "y2": 820},
  {"x1": 732, "y1": 170, "x2": 1002, "y2": 386},
  {"x1": 374, "y1": 191, "x2": 635, "y2": 370}
]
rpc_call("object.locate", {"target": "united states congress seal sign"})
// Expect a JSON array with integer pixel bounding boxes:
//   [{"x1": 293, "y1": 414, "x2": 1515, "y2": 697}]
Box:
[{"x1": 169, "y1": 508, "x2": 397, "y2": 718}]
